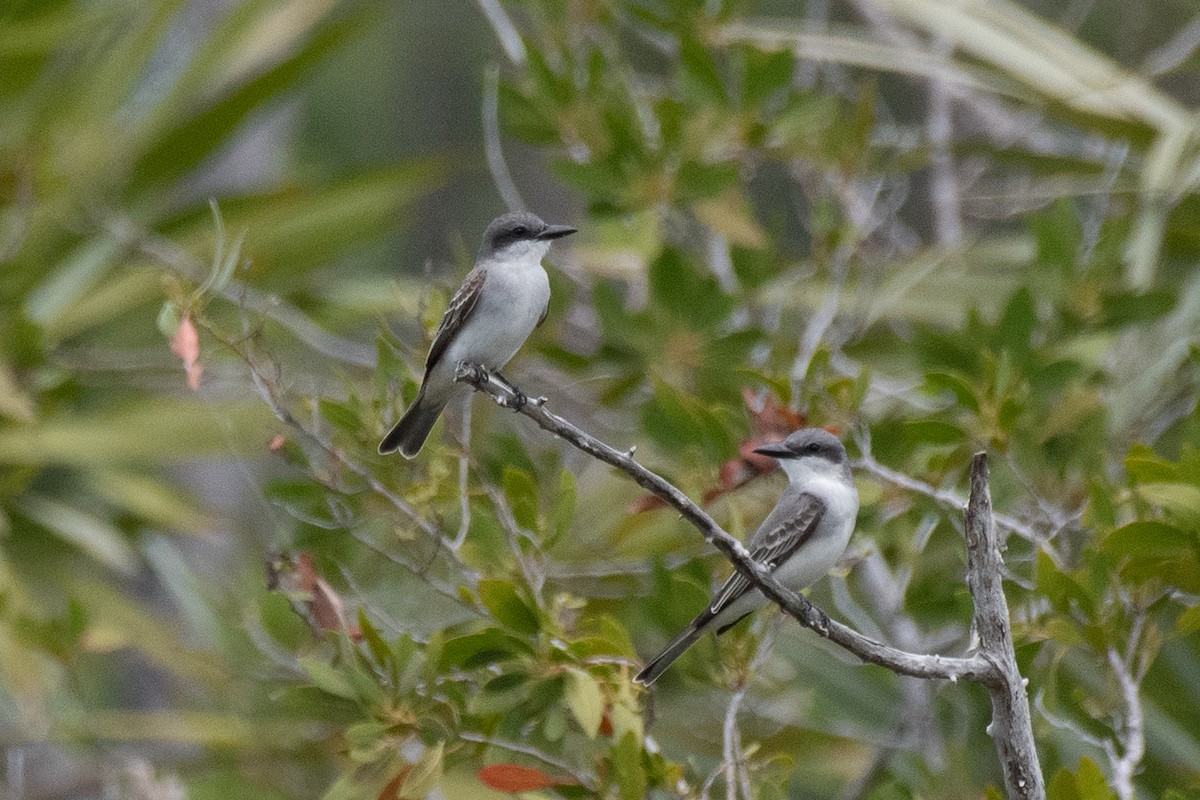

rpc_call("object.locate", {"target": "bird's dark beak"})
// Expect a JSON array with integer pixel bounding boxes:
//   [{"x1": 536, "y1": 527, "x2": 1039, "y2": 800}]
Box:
[
  {"x1": 752, "y1": 442, "x2": 794, "y2": 459},
  {"x1": 538, "y1": 224, "x2": 577, "y2": 241}
]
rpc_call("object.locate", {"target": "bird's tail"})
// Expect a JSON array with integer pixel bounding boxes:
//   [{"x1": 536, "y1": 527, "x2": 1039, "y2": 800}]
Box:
[
  {"x1": 378, "y1": 390, "x2": 447, "y2": 458},
  {"x1": 634, "y1": 623, "x2": 705, "y2": 685}
]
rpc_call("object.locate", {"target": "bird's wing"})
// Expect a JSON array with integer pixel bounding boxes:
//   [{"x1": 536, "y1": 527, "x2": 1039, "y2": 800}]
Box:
[
  {"x1": 424, "y1": 267, "x2": 487, "y2": 376},
  {"x1": 704, "y1": 489, "x2": 826, "y2": 618}
]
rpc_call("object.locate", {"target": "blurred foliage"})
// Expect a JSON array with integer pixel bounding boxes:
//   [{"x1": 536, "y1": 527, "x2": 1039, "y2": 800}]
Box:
[{"x1": 3, "y1": 0, "x2": 1200, "y2": 799}]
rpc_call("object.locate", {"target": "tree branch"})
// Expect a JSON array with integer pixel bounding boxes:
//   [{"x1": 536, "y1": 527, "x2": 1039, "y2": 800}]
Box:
[
  {"x1": 454, "y1": 362, "x2": 991, "y2": 683},
  {"x1": 964, "y1": 454, "x2": 1045, "y2": 799},
  {"x1": 458, "y1": 364, "x2": 1045, "y2": 798}
]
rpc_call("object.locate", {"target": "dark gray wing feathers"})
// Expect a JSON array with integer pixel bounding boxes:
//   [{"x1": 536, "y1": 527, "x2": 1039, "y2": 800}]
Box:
[
  {"x1": 704, "y1": 490, "x2": 826, "y2": 618},
  {"x1": 424, "y1": 267, "x2": 487, "y2": 376}
]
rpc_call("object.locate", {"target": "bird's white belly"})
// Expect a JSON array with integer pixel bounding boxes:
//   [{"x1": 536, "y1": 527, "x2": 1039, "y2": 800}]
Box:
[
  {"x1": 713, "y1": 477, "x2": 857, "y2": 628},
  {"x1": 456, "y1": 266, "x2": 547, "y2": 365},
  {"x1": 424, "y1": 263, "x2": 549, "y2": 408}
]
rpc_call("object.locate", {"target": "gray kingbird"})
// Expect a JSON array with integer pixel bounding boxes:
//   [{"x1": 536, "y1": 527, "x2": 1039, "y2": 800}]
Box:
[
  {"x1": 635, "y1": 428, "x2": 859, "y2": 685},
  {"x1": 379, "y1": 211, "x2": 576, "y2": 458}
]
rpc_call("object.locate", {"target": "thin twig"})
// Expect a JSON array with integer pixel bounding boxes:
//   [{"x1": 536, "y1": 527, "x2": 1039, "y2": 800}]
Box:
[
  {"x1": 1105, "y1": 608, "x2": 1147, "y2": 800},
  {"x1": 855, "y1": 447, "x2": 1050, "y2": 552},
  {"x1": 459, "y1": 732, "x2": 596, "y2": 790},
  {"x1": 474, "y1": 0, "x2": 526, "y2": 66},
  {"x1": 480, "y1": 482, "x2": 547, "y2": 604},
  {"x1": 722, "y1": 682, "x2": 748, "y2": 800},
  {"x1": 928, "y1": 35, "x2": 962, "y2": 245},
  {"x1": 482, "y1": 63, "x2": 526, "y2": 212},
  {"x1": 106, "y1": 216, "x2": 374, "y2": 367},
  {"x1": 453, "y1": 395, "x2": 473, "y2": 550}
]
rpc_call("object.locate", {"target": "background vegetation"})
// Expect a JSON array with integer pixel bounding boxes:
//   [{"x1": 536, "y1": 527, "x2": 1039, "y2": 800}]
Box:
[{"x1": 1, "y1": 0, "x2": 1198, "y2": 798}]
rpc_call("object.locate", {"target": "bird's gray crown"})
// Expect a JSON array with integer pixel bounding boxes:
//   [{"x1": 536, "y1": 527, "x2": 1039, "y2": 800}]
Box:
[
  {"x1": 479, "y1": 211, "x2": 576, "y2": 259},
  {"x1": 754, "y1": 427, "x2": 848, "y2": 465}
]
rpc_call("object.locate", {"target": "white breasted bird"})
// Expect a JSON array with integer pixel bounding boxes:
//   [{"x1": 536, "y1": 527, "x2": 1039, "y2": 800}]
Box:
[
  {"x1": 379, "y1": 211, "x2": 575, "y2": 458},
  {"x1": 635, "y1": 428, "x2": 859, "y2": 685}
]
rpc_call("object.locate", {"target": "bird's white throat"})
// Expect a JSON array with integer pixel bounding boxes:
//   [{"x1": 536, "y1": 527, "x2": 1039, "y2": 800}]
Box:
[{"x1": 779, "y1": 455, "x2": 844, "y2": 485}]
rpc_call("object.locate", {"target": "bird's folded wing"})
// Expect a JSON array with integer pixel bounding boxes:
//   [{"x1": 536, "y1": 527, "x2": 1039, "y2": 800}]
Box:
[
  {"x1": 706, "y1": 490, "x2": 826, "y2": 617},
  {"x1": 425, "y1": 267, "x2": 487, "y2": 374}
]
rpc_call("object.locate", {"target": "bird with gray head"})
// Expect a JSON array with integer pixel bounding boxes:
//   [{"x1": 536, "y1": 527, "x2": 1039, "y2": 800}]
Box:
[
  {"x1": 379, "y1": 211, "x2": 576, "y2": 457},
  {"x1": 635, "y1": 427, "x2": 859, "y2": 685}
]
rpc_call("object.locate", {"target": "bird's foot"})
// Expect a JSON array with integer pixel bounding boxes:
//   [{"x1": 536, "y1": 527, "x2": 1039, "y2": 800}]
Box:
[
  {"x1": 813, "y1": 606, "x2": 831, "y2": 635},
  {"x1": 490, "y1": 370, "x2": 527, "y2": 411},
  {"x1": 454, "y1": 360, "x2": 486, "y2": 385}
]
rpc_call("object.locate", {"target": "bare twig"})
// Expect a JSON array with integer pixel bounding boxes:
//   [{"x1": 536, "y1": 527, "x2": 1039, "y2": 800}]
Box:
[
  {"x1": 458, "y1": 364, "x2": 1044, "y2": 798},
  {"x1": 107, "y1": 216, "x2": 374, "y2": 367},
  {"x1": 480, "y1": 482, "x2": 547, "y2": 604},
  {"x1": 855, "y1": 447, "x2": 1052, "y2": 553},
  {"x1": 474, "y1": 0, "x2": 526, "y2": 66},
  {"x1": 722, "y1": 682, "x2": 748, "y2": 800},
  {"x1": 483, "y1": 64, "x2": 526, "y2": 212},
  {"x1": 459, "y1": 732, "x2": 596, "y2": 790},
  {"x1": 928, "y1": 35, "x2": 962, "y2": 245},
  {"x1": 453, "y1": 395, "x2": 473, "y2": 550},
  {"x1": 455, "y1": 362, "x2": 990, "y2": 682},
  {"x1": 964, "y1": 454, "x2": 1044, "y2": 799},
  {"x1": 1104, "y1": 608, "x2": 1147, "y2": 800}
]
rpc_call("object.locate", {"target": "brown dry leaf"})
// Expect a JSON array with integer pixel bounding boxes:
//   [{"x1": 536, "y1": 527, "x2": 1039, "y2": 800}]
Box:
[{"x1": 169, "y1": 312, "x2": 203, "y2": 391}]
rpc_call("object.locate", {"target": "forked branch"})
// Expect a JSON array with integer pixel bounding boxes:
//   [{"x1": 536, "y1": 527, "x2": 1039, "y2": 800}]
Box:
[{"x1": 456, "y1": 362, "x2": 1043, "y2": 799}]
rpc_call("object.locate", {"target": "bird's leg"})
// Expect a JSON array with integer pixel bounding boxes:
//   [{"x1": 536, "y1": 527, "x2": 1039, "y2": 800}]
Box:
[{"x1": 490, "y1": 369, "x2": 527, "y2": 411}]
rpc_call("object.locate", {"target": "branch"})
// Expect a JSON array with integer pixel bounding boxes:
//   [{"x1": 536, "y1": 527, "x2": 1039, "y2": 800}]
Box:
[
  {"x1": 964, "y1": 454, "x2": 1044, "y2": 800},
  {"x1": 459, "y1": 365, "x2": 1046, "y2": 798},
  {"x1": 855, "y1": 447, "x2": 1053, "y2": 553},
  {"x1": 454, "y1": 362, "x2": 992, "y2": 683}
]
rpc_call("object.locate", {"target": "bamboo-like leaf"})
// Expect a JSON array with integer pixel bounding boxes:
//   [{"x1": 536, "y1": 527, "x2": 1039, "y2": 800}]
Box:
[{"x1": 17, "y1": 495, "x2": 138, "y2": 575}]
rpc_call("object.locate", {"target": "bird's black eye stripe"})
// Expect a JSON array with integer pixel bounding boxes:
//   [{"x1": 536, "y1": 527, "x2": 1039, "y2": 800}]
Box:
[
  {"x1": 491, "y1": 225, "x2": 537, "y2": 249},
  {"x1": 806, "y1": 442, "x2": 821, "y2": 453}
]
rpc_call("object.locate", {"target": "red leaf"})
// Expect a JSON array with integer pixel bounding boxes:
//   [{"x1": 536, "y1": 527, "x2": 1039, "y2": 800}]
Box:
[
  {"x1": 378, "y1": 766, "x2": 410, "y2": 800},
  {"x1": 629, "y1": 391, "x2": 807, "y2": 511},
  {"x1": 268, "y1": 434, "x2": 287, "y2": 452},
  {"x1": 169, "y1": 312, "x2": 203, "y2": 391},
  {"x1": 478, "y1": 764, "x2": 560, "y2": 793}
]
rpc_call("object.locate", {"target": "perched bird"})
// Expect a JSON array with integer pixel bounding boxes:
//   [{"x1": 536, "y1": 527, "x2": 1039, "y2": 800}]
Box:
[
  {"x1": 635, "y1": 428, "x2": 859, "y2": 685},
  {"x1": 379, "y1": 211, "x2": 575, "y2": 457}
]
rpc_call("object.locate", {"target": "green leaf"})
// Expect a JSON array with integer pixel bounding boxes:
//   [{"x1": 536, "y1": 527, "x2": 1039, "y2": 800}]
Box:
[
  {"x1": 742, "y1": 47, "x2": 793, "y2": 108},
  {"x1": 678, "y1": 35, "x2": 726, "y2": 105},
  {"x1": 994, "y1": 287, "x2": 1036, "y2": 357},
  {"x1": 131, "y1": 7, "x2": 377, "y2": 188},
  {"x1": 1074, "y1": 757, "x2": 1115, "y2": 800},
  {"x1": 1137, "y1": 482, "x2": 1200, "y2": 528},
  {"x1": 398, "y1": 742, "x2": 444, "y2": 800},
  {"x1": 25, "y1": 235, "x2": 122, "y2": 329},
  {"x1": 564, "y1": 667, "x2": 604, "y2": 738},
  {"x1": 1102, "y1": 520, "x2": 1200, "y2": 592},
  {"x1": 440, "y1": 628, "x2": 533, "y2": 670},
  {"x1": 357, "y1": 608, "x2": 390, "y2": 671},
  {"x1": 611, "y1": 731, "x2": 647, "y2": 800},
  {"x1": 1176, "y1": 604, "x2": 1200, "y2": 636},
  {"x1": 478, "y1": 580, "x2": 540, "y2": 636},
  {"x1": 298, "y1": 657, "x2": 356, "y2": 700},
  {"x1": 675, "y1": 161, "x2": 740, "y2": 203},
  {"x1": 924, "y1": 371, "x2": 980, "y2": 412},
  {"x1": 546, "y1": 468, "x2": 576, "y2": 549},
  {"x1": 501, "y1": 465, "x2": 539, "y2": 531},
  {"x1": 17, "y1": 494, "x2": 138, "y2": 575},
  {"x1": 469, "y1": 671, "x2": 532, "y2": 715}
]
